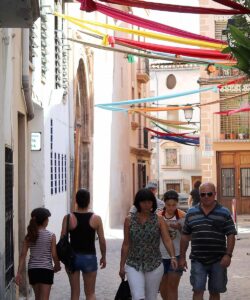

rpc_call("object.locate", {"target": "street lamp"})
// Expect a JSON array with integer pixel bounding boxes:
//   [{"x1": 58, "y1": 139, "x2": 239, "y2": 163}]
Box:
[{"x1": 183, "y1": 106, "x2": 194, "y2": 123}]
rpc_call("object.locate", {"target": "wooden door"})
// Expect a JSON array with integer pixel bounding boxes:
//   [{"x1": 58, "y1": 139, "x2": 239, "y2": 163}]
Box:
[
  {"x1": 191, "y1": 176, "x2": 202, "y2": 189},
  {"x1": 217, "y1": 151, "x2": 250, "y2": 214}
]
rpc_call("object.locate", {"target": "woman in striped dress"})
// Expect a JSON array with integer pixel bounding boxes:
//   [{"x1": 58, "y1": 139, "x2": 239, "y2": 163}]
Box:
[{"x1": 15, "y1": 207, "x2": 61, "y2": 300}]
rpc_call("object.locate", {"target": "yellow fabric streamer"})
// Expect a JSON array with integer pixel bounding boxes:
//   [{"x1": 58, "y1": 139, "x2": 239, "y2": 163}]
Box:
[
  {"x1": 137, "y1": 112, "x2": 189, "y2": 125},
  {"x1": 54, "y1": 12, "x2": 226, "y2": 50},
  {"x1": 128, "y1": 105, "x2": 194, "y2": 113}
]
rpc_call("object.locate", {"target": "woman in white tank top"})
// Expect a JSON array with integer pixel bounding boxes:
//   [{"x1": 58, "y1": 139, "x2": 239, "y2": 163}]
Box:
[{"x1": 15, "y1": 207, "x2": 61, "y2": 300}]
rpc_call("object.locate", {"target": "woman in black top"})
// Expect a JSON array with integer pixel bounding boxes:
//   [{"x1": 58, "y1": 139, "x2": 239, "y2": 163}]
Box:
[
  {"x1": 60, "y1": 188, "x2": 106, "y2": 300},
  {"x1": 188, "y1": 180, "x2": 201, "y2": 208}
]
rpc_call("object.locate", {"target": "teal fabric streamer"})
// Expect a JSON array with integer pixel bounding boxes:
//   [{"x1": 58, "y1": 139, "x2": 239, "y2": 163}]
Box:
[{"x1": 95, "y1": 86, "x2": 217, "y2": 108}]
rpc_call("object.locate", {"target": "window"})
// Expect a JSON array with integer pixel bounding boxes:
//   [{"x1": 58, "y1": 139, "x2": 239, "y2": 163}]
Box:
[
  {"x1": 50, "y1": 119, "x2": 54, "y2": 195},
  {"x1": 221, "y1": 168, "x2": 235, "y2": 197},
  {"x1": 241, "y1": 168, "x2": 250, "y2": 197},
  {"x1": 166, "y1": 74, "x2": 176, "y2": 89},
  {"x1": 166, "y1": 149, "x2": 178, "y2": 166}
]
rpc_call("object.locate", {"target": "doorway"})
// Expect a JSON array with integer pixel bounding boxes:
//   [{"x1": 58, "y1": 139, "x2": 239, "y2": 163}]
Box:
[{"x1": 217, "y1": 151, "x2": 250, "y2": 214}]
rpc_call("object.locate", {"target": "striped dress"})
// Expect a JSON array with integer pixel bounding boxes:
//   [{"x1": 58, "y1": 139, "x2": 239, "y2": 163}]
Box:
[{"x1": 28, "y1": 229, "x2": 54, "y2": 270}]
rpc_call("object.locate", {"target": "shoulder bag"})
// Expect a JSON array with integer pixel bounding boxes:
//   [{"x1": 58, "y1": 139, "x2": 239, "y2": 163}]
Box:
[{"x1": 56, "y1": 214, "x2": 75, "y2": 272}]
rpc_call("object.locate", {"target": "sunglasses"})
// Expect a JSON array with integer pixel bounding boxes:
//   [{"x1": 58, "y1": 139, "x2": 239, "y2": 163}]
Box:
[{"x1": 200, "y1": 192, "x2": 213, "y2": 197}]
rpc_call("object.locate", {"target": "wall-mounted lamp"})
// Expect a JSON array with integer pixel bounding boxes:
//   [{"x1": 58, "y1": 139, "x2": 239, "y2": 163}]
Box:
[{"x1": 183, "y1": 106, "x2": 194, "y2": 123}]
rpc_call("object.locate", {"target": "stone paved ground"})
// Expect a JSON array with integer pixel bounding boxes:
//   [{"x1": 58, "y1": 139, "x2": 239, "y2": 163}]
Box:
[{"x1": 32, "y1": 216, "x2": 250, "y2": 300}]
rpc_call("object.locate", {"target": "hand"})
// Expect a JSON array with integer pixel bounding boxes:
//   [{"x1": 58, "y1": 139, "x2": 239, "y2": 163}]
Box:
[
  {"x1": 54, "y1": 263, "x2": 61, "y2": 273},
  {"x1": 119, "y1": 267, "x2": 125, "y2": 280},
  {"x1": 100, "y1": 256, "x2": 106, "y2": 269},
  {"x1": 220, "y1": 255, "x2": 231, "y2": 268},
  {"x1": 178, "y1": 256, "x2": 188, "y2": 271},
  {"x1": 170, "y1": 222, "x2": 181, "y2": 230},
  {"x1": 15, "y1": 273, "x2": 21, "y2": 286},
  {"x1": 170, "y1": 257, "x2": 178, "y2": 270}
]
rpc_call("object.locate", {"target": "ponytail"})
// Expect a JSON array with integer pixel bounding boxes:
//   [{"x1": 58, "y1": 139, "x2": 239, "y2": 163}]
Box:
[{"x1": 25, "y1": 218, "x2": 39, "y2": 243}]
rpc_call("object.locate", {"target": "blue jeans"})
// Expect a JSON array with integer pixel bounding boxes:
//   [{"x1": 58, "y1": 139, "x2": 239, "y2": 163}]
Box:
[
  {"x1": 190, "y1": 260, "x2": 227, "y2": 293},
  {"x1": 162, "y1": 256, "x2": 183, "y2": 275},
  {"x1": 73, "y1": 254, "x2": 98, "y2": 273}
]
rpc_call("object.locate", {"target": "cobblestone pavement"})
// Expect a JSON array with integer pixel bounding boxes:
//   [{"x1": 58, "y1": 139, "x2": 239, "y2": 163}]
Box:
[{"x1": 32, "y1": 216, "x2": 250, "y2": 300}]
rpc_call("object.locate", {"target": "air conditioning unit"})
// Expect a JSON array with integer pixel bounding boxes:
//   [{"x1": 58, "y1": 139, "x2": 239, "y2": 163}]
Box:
[{"x1": 0, "y1": 0, "x2": 40, "y2": 28}]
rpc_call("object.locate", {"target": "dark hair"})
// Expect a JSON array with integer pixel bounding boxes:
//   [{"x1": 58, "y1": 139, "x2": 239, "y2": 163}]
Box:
[
  {"x1": 76, "y1": 188, "x2": 90, "y2": 208},
  {"x1": 194, "y1": 180, "x2": 202, "y2": 189},
  {"x1": 26, "y1": 207, "x2": 51, "y2": 243},
  {"x1": 163, "y1": 190, "x2": 179, "y2": 202},
  {"x1": 133, "y1": 188, "x2": 157, "y2": 212}
]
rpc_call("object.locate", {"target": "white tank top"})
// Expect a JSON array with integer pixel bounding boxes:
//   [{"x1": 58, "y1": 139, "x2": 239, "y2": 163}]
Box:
[{"x1": 28, "y1": 229, "x2": 53, "y2": 270}]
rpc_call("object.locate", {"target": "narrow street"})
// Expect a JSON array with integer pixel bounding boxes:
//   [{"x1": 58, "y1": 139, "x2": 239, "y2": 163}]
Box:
[{"x1": 37, "y1": 216, "x2": 250, "y2": 300}]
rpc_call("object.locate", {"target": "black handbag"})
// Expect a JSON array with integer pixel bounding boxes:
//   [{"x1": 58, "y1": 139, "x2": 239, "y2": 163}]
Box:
[
  {"x1": 56, "y1": 214, "x2": 75, "y2": 272},
  {"x1": 114, "y1": 279, "x2": 131, "y2": 300}
]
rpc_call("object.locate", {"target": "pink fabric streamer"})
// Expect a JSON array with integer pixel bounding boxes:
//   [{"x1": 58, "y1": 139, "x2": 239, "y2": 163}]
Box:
[
  {"x1": 98, "y1": 0, "x2": 248, "y2": 15},
  {"x1": 214, "y1": 105, "x2": 250, "y2": 116},
  {"x1": 114, "y1": 37, "x2": 231, "y2": 60},
  {"x1": 79, "y1": 0, "x2": 226, "y2": 45}
]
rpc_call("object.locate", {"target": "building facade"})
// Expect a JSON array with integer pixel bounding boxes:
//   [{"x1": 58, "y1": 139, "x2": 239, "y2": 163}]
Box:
[
  {"x1": 199, "y1": 0, "x2": 250, "y2": 213},
  {"x1": 150, "y1": 63, "x2": 202, "y2": 198}
]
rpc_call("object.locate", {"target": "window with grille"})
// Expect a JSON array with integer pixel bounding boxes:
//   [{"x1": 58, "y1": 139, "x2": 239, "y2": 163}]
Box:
[
  {"x1": 5, "y1": 147, "x2": 14, "y2": 289},
  {"x1": 220, "y1": 94, "x2": 250, "y2": 136},
  {"x1": 221, "y1": 168, "x2": 235, "y2": 197},
  {"x1": 54, "y1": 152, "x2": 57, "y2": 194},
  {"x1": 241, "y1": 168, "x2": 250, "y2": 197}
]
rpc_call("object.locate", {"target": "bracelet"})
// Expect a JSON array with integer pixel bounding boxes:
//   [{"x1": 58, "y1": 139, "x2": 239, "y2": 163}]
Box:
[
  {"x1": 170, "y1": 256, "x2": 176, "y2": 259},
  {"x1": 225, "y1": 253, "x2": 232, "y2": 258}
]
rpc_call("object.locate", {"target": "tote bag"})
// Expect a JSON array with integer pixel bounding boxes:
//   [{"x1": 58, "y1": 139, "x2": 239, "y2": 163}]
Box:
[{"x1": 114, "y1": 279, "x2": 131, "y2": 300}]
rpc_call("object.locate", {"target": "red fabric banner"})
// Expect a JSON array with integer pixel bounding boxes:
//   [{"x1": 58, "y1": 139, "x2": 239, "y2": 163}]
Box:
[
  {"x1": 79, "y1": 0, "x2": 226, "y2": 44},
  {"x1": 212, "y1": 0, "x2": 250, "y2": 13},
  {"x1": 114, "y1": 37, "x2": 231, "y2": 60},
  {"x1": 99, "y1": 0, "x2": 247, "y2": 15},
  {"x1": 145, "y1": 127, "x2": 199, "y2": 139}
]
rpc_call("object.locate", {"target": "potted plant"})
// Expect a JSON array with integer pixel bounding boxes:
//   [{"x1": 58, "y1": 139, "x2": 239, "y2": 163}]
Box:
[
  {"x1": 238, "y1": 126, "x2": 247, "y2": 139},
  {"x1": 230, "y1": 131, "x2": 236, "y2": 139}
]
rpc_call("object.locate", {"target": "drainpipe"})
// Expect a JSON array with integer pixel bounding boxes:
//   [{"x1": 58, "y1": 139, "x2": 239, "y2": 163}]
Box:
[{"x1": 22, "y1": 29, "x2": 34, "y2": 121}]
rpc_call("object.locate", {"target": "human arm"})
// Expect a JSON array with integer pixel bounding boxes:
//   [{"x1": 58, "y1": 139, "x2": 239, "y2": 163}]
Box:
[
  {"x1": 179, "y1": 234, "x2": 191, "y2": 271},
  {"x1": 51, "y1": 234, "x2": 61, "y2": 272},
  {"x1": 96, "y1": 216, "x2": 106, "y2": 269},
  {"x1": 187, "y1": 195, "x2": 193, "y2": 208},
  {"x1": 15, "y1": 239, "x2": 29, "y2": 285},
  {"x1": 158, "y1": 215, "x2": 177, "y2": 270},
  {"x1": 220, "y1": 234, "x2": 236, "y2": 268},
  {"x1": 119, "y1": 216, "x2": 130, "y2": 279}
]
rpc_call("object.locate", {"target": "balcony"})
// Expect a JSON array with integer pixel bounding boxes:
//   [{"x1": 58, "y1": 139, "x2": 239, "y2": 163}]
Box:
[
  {"x1": 137, "y1": 58, "x2": 150, "y2": 84},
  {"x1": 0, "y1": 0, "x2": 40, "y2": 28}
]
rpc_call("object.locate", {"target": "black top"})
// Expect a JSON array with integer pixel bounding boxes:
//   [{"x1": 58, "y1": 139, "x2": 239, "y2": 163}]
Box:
[
  {"x1": 70, "y1": 212, "x2": 96, "y2": 254},
  {"x1": 190, "y1": 188, "x2": 200, "y2": 206}
]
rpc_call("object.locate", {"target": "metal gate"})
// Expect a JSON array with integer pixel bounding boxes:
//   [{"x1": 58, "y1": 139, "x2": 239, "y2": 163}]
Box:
[{"x1": 5, "y1": 147, "x2": 14, "y2": 290}]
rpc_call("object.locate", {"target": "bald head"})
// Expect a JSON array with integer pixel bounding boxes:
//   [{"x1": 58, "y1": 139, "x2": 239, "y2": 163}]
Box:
[{"x1": 199, "y1": 182, "x2": 216, "y2": 193}]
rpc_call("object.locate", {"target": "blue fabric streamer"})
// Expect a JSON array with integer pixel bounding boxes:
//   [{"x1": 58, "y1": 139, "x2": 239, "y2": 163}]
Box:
[
  {"x1": 153, "y1": 134, "x2": 199, "y2": 145},
  {"x1": 95, "y1": 86, "x2": 217, "y2": 108}
]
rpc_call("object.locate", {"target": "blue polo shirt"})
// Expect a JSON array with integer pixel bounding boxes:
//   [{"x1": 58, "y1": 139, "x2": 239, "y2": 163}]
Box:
[{"x1": 182, "y1": 203, "x2": 237, "y2": 264}]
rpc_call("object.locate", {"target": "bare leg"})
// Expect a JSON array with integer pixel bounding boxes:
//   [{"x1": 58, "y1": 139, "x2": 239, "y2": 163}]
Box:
[
  {"x1": 39, "y1": 284, "x2": 52, "y2": 300},
  {"x1": 82, "y1": 271, "x2": 97, "y2": 300},
  {"x1": 32, "y1": 284, "x2": 40, "y2": 300},
  {"x1": 68, "y1": 271, "x2": 80, "y2": 300},
  {"x1": 166, "y1": 273, "x2": 181, "y2": 300},
  {"x1": 193, "y1": 291, "x2": 204, "y2": 300},
  {"x1": 209, "y1": 292, "x2": 220, "y2": 300},
  {"x1": 160, "y1": 274, "x2": 169, "y2": 300}
]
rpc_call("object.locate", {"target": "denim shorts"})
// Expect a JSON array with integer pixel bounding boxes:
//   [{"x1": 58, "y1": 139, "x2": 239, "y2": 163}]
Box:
[
  {"x1": 190, "y1": 260, "x2": 227, "y2": 293},
  {"x1": 162, "y1": 256, "x2": 183, "y2": 275},
  {"x1": 73, "y1": 254, "x2": 98, "y2": 273}
]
